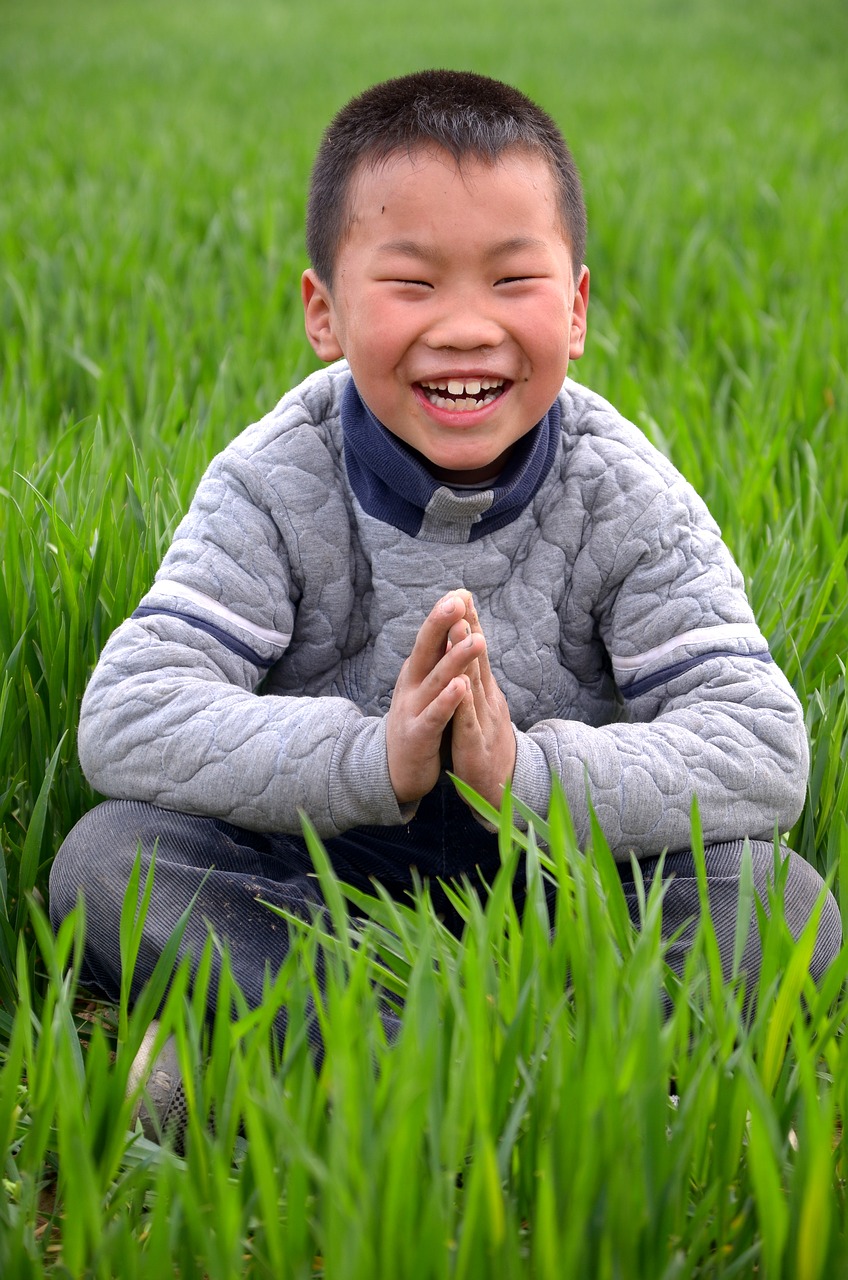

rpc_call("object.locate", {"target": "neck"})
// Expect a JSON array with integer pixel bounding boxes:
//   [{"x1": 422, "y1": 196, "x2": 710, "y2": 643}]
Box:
[{"x1": 340, "y1": 376, "x2": 560, "y2": 544}]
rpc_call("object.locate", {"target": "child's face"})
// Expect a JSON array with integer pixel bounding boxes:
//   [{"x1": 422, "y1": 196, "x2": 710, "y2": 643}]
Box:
[{"x1": 302, "y1": 147, "x2": 589, "y2": 483}]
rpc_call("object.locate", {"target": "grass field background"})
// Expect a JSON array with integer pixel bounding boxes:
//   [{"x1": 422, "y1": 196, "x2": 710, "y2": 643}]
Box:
[{"x1": 2, "y1": 0, "x2": 848, "y2": 1273}]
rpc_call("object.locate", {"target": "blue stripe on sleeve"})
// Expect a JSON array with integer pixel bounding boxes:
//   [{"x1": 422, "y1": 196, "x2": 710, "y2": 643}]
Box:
[
  {"x1": 131, "y1": 607, "x2": 275, "y2": 669},
  {"x1": 619, "y1": 649, "x2": 774, "y2": 700}
]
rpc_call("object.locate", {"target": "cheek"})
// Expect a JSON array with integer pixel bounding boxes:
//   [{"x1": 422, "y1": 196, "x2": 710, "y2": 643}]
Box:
[
  {"x1": 516, "y1": 296, "x2": 569, "y2": 349},
  {"x1": 519, "y1": 316, "x2": 573, "y2": 406},
  {"x1": 351, "y1": 302, "x2": 413, "y2": 362},
  {"x1": 526, "y1": 319, "x2": 571, "y2": 374}
]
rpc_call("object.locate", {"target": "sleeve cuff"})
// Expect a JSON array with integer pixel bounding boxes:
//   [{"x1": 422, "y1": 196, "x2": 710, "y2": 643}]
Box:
[{"x1": 327, "y1": 714, "x2": 414, "y2": 833}]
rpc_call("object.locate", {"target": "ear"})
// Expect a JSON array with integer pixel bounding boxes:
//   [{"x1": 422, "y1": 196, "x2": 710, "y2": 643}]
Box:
[
  {"x1": 568, "y1": 265, "x2": 590, "y2": 360},
  {"x1": 302, "y1": 269, "x2": 345, "y2": 361}
]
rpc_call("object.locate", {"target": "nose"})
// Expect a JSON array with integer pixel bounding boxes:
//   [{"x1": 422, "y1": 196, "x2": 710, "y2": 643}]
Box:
[{"x1": 422, "y1": 291, "x2": 505, "y2": 352}]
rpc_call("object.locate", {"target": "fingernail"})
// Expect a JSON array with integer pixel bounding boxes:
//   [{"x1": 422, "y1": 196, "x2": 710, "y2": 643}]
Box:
[{"x1": 441, "y1": 597, "x2": 457, "y2": 614}]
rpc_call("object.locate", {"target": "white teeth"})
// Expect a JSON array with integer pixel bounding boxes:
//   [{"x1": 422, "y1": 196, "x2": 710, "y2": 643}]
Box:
[
  {"x1": 429, "y1": 392, "x2": 499, "y2": 412},
  {"x1": 420, "y1": 373, "x2": 504, "y2": 394}
]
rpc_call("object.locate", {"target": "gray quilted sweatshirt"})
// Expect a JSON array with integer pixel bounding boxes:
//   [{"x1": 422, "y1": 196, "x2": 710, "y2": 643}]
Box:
[{"x1": 78, "y1": 361, "x2": 808, "y2": 859}]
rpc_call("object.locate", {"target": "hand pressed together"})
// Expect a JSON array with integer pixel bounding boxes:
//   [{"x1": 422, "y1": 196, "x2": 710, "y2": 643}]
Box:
[
  {"x1": 385, "y1": 591, "x2": 516, "y2": 810},
  {"x1": 448, "y1": 592, "x2": 517, "y2": 809}
]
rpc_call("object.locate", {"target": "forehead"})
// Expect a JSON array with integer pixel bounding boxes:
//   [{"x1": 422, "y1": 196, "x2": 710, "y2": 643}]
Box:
[{"x1": 342, "y1": 145, "x2": 567, "y2": 251}]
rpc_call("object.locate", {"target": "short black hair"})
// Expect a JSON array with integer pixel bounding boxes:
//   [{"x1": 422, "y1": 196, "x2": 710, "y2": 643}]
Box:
[{"x1": 306, "y1": 69, "x2": 587, "y2": 288}]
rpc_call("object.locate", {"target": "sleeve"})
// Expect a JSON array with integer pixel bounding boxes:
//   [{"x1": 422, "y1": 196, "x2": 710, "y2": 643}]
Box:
[
  {"x1": 509, "y1": 464, "x2": 809, "y2": 859},
  {"x1": 77, "y1": 446, "x2": 406, "y2": 837}
]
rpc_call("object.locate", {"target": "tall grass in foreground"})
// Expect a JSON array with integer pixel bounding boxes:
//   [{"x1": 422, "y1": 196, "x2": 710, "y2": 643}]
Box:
[{"x1": 2, "y1": 796, "x2": 848, "y2": 1278}]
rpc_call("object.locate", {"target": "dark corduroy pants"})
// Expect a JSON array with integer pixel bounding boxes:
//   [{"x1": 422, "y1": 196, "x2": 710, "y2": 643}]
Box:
[{"x1": 49, "y1": 780, "x2": 842, "y2": 1048}]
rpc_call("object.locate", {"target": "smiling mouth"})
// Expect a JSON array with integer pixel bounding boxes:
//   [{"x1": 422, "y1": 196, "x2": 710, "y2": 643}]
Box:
[{"x1": 418, "y1": 378, "x2": 508, "y2": 412}]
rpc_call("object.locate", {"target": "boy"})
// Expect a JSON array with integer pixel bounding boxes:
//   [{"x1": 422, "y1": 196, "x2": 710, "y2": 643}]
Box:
[{"x1": 51, "y1": 70, "x2": 840, "y2": 1135}]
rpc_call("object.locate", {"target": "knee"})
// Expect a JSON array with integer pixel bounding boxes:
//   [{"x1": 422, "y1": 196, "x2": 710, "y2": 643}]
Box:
[
  {"x1": 747, "y1": 842, "x2": 842, "y2": 981},
  {"x1": 780, "y1": 848, "x2": 842, "y2": 980},
  {"x1": 48, "y1": 800, "x2": 160, "y2": 932}
]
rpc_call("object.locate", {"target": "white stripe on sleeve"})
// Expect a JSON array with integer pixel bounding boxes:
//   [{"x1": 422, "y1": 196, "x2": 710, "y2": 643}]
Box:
[
  {"x1": 146, "y1": 579, "x2": 293, "y2": 649},
  {"x1": 611, "y1": 623, "x2": 763, "y2": 672}
]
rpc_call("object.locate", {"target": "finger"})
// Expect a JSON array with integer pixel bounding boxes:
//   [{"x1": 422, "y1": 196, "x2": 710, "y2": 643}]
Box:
[
  {"x1": 449, "y1": 674, "x2": 479, "y2": 735},
  {"x1": 397, "y1": 636, "x2": 484, "y2": 728},
  {"x1": 419, "y1": 674, "x2": 472, "y2": 730},
  {"x1": 465, "y1": 657, "x2": 495, "y2": 729},
  {"x1": 462, "y1": 596, "x2": 498, "y2": 686},
  {"x1": 453, "y1": 679, "x2": 481, "y2": 757},
  {"x1": 445, "y1": 617, "x2": 472, "y2": 651},
  {"x1": 405, "y1": 593, "x2": 470, "y2": 681},
  {"x1": 473, "y1": 634, "x2": 496, "y2": 687},
  {"x1": 413, "y1": 637, "x2": 483, "y2": 718},
  {"x1": 462, "y1": 592, "x2": 482, "y2": 633}
]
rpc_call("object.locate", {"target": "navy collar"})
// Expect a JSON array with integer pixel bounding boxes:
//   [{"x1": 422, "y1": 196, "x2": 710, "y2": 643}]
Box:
[{"x1": 340, "y1": 379, "x2": 560, "y2": 543}]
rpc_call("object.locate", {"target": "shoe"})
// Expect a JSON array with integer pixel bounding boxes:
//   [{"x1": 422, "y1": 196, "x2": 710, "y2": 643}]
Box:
[{"x1": 128, "y1": 1020, "x2": 189, "y2": 1154}]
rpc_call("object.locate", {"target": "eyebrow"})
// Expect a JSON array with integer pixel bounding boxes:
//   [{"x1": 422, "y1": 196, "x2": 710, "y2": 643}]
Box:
[{"x1": 376, "y1": 235, "x2": 550, "y2": 263}]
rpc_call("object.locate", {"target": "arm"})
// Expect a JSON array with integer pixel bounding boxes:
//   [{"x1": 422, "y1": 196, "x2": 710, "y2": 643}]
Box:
[
  {"x1": 78, "y1": 441, "x2": 406, "y2": 837},
  {"x1": 513, "y1": 467, "x2": 808, "y2": 858},
  {"x1": 512, "y1": 664, "x2": 808, "y2": 858}
]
